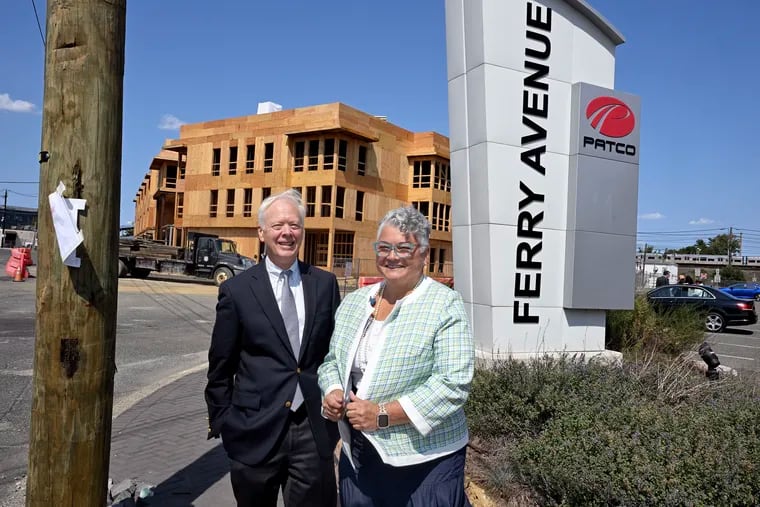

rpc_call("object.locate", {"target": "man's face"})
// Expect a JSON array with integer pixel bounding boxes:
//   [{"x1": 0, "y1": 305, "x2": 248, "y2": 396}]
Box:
[{"x1": 258, "y1": 199, "x2": 303, "y2": 269}]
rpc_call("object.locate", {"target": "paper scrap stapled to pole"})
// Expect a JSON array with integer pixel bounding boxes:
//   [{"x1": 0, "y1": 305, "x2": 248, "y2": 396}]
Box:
[{"x1": 49, "y1": 181, "x2": 86, "y2": 268}]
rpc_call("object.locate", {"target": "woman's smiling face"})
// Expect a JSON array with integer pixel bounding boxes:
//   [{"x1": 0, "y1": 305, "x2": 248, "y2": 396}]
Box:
[{"x1": 375, "y1": 225, "x2": 426, "y2": 287}]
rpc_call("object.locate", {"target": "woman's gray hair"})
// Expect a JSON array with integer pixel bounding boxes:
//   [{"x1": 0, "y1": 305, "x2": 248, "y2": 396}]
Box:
[
  {"x1": 258, "y1": 189, "x2": 306, "y2": 227},
  {"x1": 377, "y1": 206, "x2": 431, "y2": 251}
]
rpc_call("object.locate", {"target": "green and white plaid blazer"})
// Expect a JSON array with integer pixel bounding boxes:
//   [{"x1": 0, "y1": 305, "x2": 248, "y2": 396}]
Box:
[{"x1": 318, "y1": 277, "x2": 474, "y2": 466}]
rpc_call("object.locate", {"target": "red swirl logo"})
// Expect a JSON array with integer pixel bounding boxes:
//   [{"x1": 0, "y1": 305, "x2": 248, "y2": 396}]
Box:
[{"x1": 585, "y1": 96, "x2": 635, "y2": 138}]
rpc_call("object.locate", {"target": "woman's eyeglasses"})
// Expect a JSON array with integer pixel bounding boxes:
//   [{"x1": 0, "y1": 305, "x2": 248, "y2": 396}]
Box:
[{"x1": 373, "y1": 241, "x2": 417, "y2": 258}]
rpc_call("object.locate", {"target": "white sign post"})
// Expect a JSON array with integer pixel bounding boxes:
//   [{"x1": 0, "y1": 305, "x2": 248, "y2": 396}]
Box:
[{"x1": 445, "y1": 0, "x2": 639, "y2": 360}]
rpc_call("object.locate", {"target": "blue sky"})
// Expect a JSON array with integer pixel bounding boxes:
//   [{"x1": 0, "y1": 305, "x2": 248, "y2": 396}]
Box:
[{"x1": 2, "y1": 1, "x2": 759, "y2": 254}]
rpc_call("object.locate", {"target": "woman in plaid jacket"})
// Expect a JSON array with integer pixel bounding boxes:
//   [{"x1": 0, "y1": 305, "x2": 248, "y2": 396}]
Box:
[{"x1": 318, "y1": 206, "x2": 474, "y2": 506}]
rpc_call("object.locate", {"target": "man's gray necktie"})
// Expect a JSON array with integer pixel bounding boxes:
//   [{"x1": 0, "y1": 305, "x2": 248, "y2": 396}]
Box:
[{"x1": 281, "y1": 270, "x2": 303, "y2": 411}]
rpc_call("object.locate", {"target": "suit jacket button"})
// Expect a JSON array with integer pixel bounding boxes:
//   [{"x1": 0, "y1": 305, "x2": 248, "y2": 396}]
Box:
[
  {"x1": 285, "y1": 401, "x2": 292, "y2": 408},
  {"x1": 296, "y1": 368, "x2": 301, "y2": 374}
]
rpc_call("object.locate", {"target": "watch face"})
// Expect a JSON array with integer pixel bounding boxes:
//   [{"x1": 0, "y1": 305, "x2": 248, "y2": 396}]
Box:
[{"x1": 377, "y1": 414, "x2": 389, "y2": 428}]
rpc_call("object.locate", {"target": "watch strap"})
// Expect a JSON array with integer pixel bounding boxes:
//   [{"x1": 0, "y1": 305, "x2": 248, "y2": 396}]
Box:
[{"x1": 377, "y1": 402, "x2": 389, "y2": 428}]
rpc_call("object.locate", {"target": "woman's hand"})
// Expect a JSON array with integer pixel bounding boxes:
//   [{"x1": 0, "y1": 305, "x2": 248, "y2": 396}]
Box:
[
  {"x1": 322, "y1": 389, "x2": 345, "y2": 422},
  {"x1": 345, "y1": 392, "x2": 379, "y2": 432}
]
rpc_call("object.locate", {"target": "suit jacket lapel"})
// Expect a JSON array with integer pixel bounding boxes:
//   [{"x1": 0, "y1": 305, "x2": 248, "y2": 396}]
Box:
[
  {"x1": 247, "y1": 262, "x2": 293, "y2": 355},
  {"x1": 299, "y1": 261, "x2": 317, "y2": 362}
]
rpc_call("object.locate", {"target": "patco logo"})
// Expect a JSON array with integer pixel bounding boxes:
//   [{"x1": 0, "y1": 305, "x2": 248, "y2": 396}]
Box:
[{"x1": 585, "y1": 96, "x2": 635, "y2": 138}]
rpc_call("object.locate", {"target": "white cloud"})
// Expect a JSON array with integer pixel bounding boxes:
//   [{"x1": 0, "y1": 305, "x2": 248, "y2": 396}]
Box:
[
  {"x1": 689, "y1": 218, "x2": 715, "y2": 225},
  {"x1": 639, "y1": 212, "x2": 664, "y2": 220},
  {"x1": 158, "y1": 114, "x2": 186, "y2": 130},
  {"x1": 0, "y1": 93, "x2": 35, "y2": 113}
]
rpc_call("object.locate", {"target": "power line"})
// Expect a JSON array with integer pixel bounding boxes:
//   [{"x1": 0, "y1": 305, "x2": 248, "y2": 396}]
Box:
[
  {"x1": 637, "y1": 228, "x2": 726, "y2": 234},
  {"x1": 7, "y1": 190, "x2": 38, "y2": 198},
  {"x1": 30, "y1": 0, "x2": 45, "y2": 47},
  {"x1": 0, "y1": 181, "x2": 39, "y2": 184}
]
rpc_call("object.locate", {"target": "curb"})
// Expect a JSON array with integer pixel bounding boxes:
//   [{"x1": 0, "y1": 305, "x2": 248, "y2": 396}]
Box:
[{"x1": 112, "y1": 361, "x2": 208, "y2": 419}]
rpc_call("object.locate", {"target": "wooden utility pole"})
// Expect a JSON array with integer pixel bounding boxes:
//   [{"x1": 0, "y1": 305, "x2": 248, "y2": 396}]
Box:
[{"x1": 27, "y1": 1, "x2": 126, "y2": 505}]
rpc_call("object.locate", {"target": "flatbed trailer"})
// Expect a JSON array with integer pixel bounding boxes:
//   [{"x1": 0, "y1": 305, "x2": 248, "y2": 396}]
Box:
[{"x1": 118, "y1": 233, "x2": 254, "y2": 286}]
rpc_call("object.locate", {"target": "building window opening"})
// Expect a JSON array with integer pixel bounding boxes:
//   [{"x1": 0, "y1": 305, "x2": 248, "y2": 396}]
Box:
[
  {"x1": 333, "y1": 232, "x2": 355, "y2": 268},
  {"x1": 212, "y1": 148, "x2": 221, "y2": 176},
  {"x1": 321, "y1": 185, "x2": 332, "y2": 217},
  {"x1": 358, "y1": 145, "x2": 367, "y2": 176},
  {"x1": 209, "y1": 190, "x2": 218, "y2": 217},
  {"x1": 177, "y1": 192, "x2": 184, "y2": 218},
  {"x1": 304, "y1": 231, "x2": 329, "y2": 267},
  {"x1": 308, "y1": 140, "x2": 319, "y2": 171},
  {"x1": 165, "y1": 165, "x2": 177, "y2": 189},
  {"x1": 324, "y1": 138, "x2": 335, "y2": 170},
  {"x1": 245, "y1": 144, "x2": 255, "y2": 173},
  {"x1": 226, "y1": 189, "x2": 235, "y2": 217},
  {"x1": 179, "y1": 154, "x2": 186, "y2": 180},
  {"x1": 413, "y1": 160, "x2": 432, "y2": 188},
  {"x1": 243, "y1": 188, "x2": 253, "y2": 217},
  {"x1": 355, "y1": 190, "x2": 364, "y2": 221},
  {"x1": 412, "y1": 201, "x2": 430, "y2": 220},
  {"x1": 294, "y1": 141, "x2": 305, "y2": 172},
  {"x1": 338, "y1": 140, "x2": 347, "y2": 171},
  {"x1": 229, "y1": 146, "x2": 238, "y2": 175},
  {"x1": 264, "y1": 142, "x2": 274, "y2": 173},
  {"x1": 335, "y1": 186, "x2": 345, "y2": 219},
  {"x1": 306, "y1": 186, "x2": 316, "y2": 217}
]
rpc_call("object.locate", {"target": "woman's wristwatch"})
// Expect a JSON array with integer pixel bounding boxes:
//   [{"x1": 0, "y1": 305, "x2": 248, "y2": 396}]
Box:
[{"x1": 376, "y1": 403, "x2": 389, "y2": 428}]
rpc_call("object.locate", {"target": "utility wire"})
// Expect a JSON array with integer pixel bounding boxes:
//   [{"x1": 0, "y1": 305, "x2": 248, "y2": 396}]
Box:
[
  {"x1": 0, "y1": 181, "x2": 38, "y2": 184},
  {"x1": 637, "y1": 228, "x2": 726, "y2": 234},
  {"x1": 30, "y1": 0, "x2": 45, "y2": 47},
  {"x1": 7, "y1": 190, "x2": 37, "y2": 198}
]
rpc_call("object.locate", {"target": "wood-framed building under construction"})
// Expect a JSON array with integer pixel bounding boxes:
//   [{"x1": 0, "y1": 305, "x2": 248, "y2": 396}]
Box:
[{"x1": 133, "y1": 102, "x2": 452, "y2": 277}]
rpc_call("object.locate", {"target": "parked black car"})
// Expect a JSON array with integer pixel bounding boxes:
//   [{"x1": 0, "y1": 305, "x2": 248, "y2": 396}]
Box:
[{"x1": 646, "y1": 284, "x2": 758, "y2": 333}]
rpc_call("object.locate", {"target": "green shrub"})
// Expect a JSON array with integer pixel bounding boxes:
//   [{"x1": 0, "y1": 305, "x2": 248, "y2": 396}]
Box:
[
  {"x1": 466, "y1": 357, "x2": 760, "y2": 505},
  {"x1": 606, "y1": 295, "x2": 703, "y2": 355},
  {"x1": 719, "y1": 264, "x2": 746, "y2": 282}
]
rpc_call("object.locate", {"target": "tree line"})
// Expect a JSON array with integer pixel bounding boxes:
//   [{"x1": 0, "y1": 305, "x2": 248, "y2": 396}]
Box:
[{"x1": 640, "y1": 233, "x2": 741, "y2": 256}]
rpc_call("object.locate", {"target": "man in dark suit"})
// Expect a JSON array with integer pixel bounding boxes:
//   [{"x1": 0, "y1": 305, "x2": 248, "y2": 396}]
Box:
[
  {"x1": 655, "y1": 269, "x2": 670, "y2": 287},
  {"x1": 205, "y1": 189, "x2": 340, "y2": 506}
]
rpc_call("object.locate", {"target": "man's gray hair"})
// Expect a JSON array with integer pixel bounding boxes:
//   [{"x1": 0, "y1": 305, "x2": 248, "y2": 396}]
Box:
[
  {"x1": 258, "y1": 189, "x2": 306, "y2": 227},
  {"x1": 377, "y1": 206, "x2": 431, "y2": 251}
]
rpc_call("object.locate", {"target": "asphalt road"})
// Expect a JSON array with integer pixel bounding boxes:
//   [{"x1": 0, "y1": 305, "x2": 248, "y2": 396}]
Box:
[
  {"x1": 0, "y1": 249, "x2": 219, "y2": 502},
  {"x1": 705, "y1": 319, "x2": 760, "y2": 372}
]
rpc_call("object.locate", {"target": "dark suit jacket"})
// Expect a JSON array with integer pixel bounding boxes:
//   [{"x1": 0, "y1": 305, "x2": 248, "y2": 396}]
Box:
[{"x1": 205, "y1": 260, "x2": 340, "y2": 466}]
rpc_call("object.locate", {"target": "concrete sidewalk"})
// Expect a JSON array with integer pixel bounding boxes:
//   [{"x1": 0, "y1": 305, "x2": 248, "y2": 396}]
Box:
[{"x1": 109, "y1": 370, "x2": 241, "y2": 506}]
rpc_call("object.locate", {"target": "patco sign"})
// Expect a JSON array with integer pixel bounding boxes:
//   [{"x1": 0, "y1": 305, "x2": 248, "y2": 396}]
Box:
[
  {"x1": 573, "y1": 83, "x2": 641, "y2": 164},
  {"x1": 446, "y1": 0, "x2": 639, "y2": 359}
]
